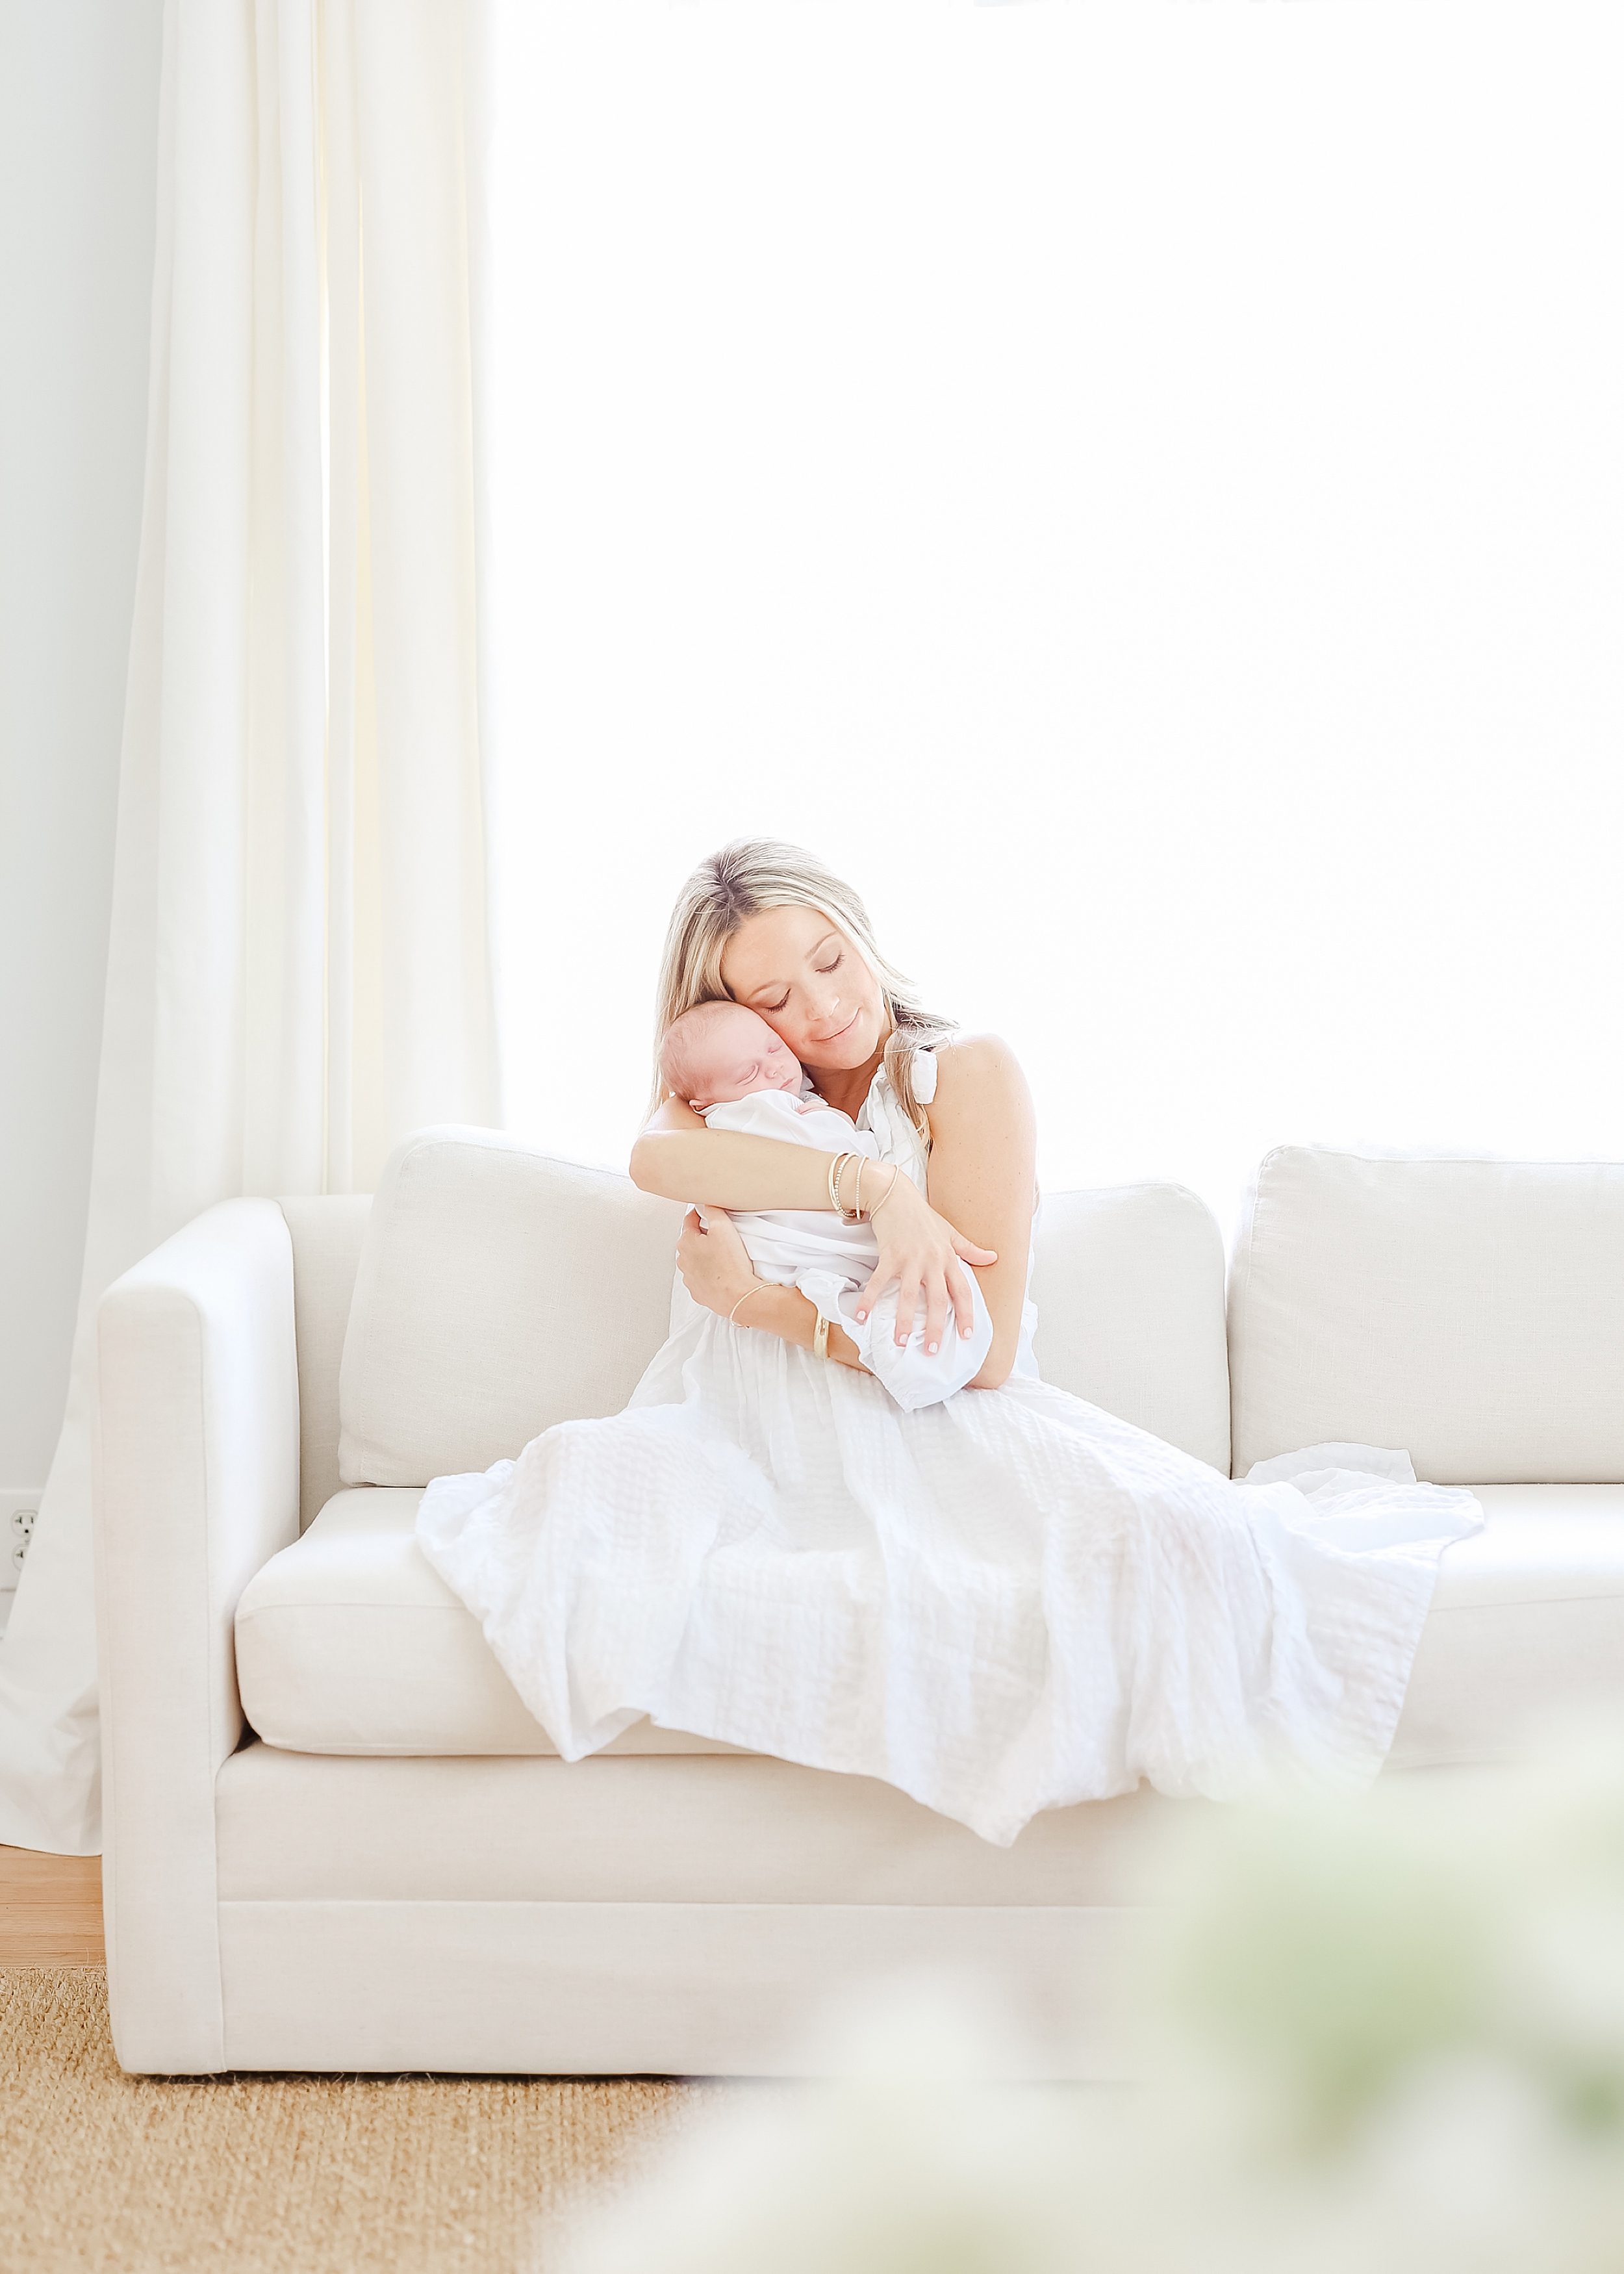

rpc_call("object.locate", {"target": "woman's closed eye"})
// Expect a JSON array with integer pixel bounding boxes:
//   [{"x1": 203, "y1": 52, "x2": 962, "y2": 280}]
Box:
[{"x1": 765, "y1": 955, "x2": 842, "y2": 1014}]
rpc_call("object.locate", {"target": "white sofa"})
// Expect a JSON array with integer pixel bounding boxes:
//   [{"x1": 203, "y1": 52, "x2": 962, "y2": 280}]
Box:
[{"x1": 92, "y1": 1136, "x2": 1624, "y2": 2077}]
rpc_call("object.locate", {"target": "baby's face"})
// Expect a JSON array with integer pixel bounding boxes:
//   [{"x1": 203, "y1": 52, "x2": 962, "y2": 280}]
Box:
[{"x1": 688, "y1": 1006, "x2": 804, "y2": 1107}]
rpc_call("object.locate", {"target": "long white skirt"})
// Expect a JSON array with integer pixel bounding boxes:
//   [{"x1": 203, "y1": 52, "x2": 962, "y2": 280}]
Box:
[{"x1": 416, "y1": 1308, "x2": 1482, "y2": 1848}]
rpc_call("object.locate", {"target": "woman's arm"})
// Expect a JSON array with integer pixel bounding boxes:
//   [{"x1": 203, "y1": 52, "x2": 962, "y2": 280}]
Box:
[
  {"x1": 916, "y1": 1035, "x2": 1037, "y2": 1391},
  {"x1": 630, "y1": 1097, "x2": 851, "y2": 1213},
  {"x1": 633, "y1": 1092, "x2": 997, "y2": 1336},
  {"x1": 673, "y1": 1207, "x2": 872, "y2": 1372}
]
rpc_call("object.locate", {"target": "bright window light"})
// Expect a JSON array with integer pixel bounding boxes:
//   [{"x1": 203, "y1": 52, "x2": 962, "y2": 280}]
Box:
[{"x1": 483, "y1": 0, "x2": 1623, "y2": 1237}]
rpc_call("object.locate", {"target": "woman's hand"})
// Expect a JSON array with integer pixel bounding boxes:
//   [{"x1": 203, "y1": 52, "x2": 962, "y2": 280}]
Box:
[
  {"x1": 676, "y1": 1205, "x2": 759, "y2": 1320},
  {"x1": 856, "y1": 1170, "x2": 996, "y2": 1356}
]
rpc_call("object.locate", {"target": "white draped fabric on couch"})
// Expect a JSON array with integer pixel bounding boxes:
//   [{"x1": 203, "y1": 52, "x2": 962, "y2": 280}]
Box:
[{"x1": 0, "y1": 0, "x2": 498, "y2": 1854}]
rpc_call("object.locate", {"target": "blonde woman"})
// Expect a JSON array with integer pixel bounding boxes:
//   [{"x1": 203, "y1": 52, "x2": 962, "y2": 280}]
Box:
[
  {"x1": 417, "y1": 840, "x2": 1481, "y2": 1846},
  {"x1": 632, "y1": 838, "x2": 1038, "y2": 1393}
]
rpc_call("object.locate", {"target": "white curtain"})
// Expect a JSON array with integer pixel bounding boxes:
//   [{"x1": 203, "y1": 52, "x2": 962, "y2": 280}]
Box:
[{"x1": 0, "y1": 0, "x2": 496, "y2": 1854}]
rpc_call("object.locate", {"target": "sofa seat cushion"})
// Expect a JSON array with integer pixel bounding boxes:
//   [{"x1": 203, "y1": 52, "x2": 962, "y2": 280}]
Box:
[
  {"x1": 235, "y1": 1490, "x2": 742, "y2": 1757},
  {"x1": 236, "y1": 1486, "x2": 1624, "y2": 1770},
  {"x1": 1390, "y1": 1483, "x2": 1624, "y2": 1767}
]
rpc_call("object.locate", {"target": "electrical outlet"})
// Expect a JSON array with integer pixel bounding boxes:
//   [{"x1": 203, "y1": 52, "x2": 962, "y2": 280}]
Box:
[{"x1": 1, "y1": 1490, "x2": 44, "y2": 1592}]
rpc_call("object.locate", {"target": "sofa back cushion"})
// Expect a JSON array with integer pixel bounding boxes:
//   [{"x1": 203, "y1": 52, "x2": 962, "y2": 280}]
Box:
[
  {"x1": 339, "y1": 1129, "x2": 687, "y2": 1487},
  {"x1": 1228, "y1": 1147, "x2": 1624, "y2": 1483},
  {"x1": 1030, "y1": 1184, "x2": 1228, "y2": 1472},
  {"x1": 338, "y1": 1127, "x2": 1233, "y2": 1485}
]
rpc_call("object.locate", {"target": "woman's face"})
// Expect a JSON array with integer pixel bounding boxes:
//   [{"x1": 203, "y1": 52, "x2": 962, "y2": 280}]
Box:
[{"x1": 719, "y1": 903, "x2": 888, "y2": 1073}]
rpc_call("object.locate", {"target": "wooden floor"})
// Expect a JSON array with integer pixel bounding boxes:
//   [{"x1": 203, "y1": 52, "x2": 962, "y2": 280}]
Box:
[{"x1": 0, "y1": 1843, "x2": 105, "y2": 1967}]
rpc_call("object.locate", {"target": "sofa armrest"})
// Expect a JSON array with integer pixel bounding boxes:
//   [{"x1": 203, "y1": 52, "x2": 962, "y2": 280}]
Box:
[{"x1": 93, "y1": 1198, "x2": 299, "y2": 2073}]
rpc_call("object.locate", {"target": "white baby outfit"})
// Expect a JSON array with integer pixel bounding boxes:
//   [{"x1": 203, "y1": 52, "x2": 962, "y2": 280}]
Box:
[
  {"x1": 696, "y1": 1059, "x2": 994, "y2": 1411},
  {"x1": 416, "y1": 1046, "x2": 1482, "y2": 1847}
]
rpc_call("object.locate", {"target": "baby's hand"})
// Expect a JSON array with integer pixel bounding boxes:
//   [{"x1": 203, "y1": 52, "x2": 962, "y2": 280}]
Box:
[{"x1": 793, "y1": 1098, "x2": 815, "y2": 1114}]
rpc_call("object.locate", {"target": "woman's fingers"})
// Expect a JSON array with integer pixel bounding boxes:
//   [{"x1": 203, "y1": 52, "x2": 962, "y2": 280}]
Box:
[
  {"x1": 855, "y1": 1257, "x2": 893, "y2": 1323},
  {"x1": 950, "y1": 1233, "x2": 998, "y2": 1266},
  {"x1": 920, "y1": 1275, "x2": 950, "y2": 1356},
  {"x1": 946, "y1": 1260, "x2": 978, "y2": 1340},
  {"x1": 893, "y1": 1270, "x2": 922, "y2": 1347}
]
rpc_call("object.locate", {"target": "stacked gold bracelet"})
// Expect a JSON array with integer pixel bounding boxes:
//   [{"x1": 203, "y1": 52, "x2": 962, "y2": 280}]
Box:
[{"x1": 826, "y1": 1149, "x2": 900, "y2": 1226}]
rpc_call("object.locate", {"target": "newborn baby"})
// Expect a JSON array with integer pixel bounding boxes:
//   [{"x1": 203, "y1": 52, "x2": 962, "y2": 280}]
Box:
[{"x1": 660, "y1": 999, "x2": 993, "y2": 1409}]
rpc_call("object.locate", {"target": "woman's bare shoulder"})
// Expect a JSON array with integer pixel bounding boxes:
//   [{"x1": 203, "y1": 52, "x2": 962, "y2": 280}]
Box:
[
  {"x1": 928, "y1": 1032, "x2": 1030, "y2": 1108},
  {"x1": 923, "y1": 1037, "x2": 1023, "y2": 1096}
]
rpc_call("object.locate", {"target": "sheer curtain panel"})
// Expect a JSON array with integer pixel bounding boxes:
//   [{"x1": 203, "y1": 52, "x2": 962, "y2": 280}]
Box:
[{"x1": 0, "y1": 0, "x2": 498, "y2": 1854}]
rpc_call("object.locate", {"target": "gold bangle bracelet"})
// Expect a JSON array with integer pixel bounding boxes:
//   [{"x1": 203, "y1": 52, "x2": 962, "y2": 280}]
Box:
[
  {"x1": 812, "y1": 1309, "x2": 831, "y2": 1361},
  {"x1": 827, "y1": 1149, "x2": 851, "y2": 1215},
  {"x1": 727, "y1": 1284, "x2": 767, "y2": 1328},
  {"x1": 868, "y1": 1164, "x2": 901, "y2": 1221}
]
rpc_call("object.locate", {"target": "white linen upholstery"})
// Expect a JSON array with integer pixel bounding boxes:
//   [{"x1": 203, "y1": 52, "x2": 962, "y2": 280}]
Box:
[
  {"x1": 1389, "y1": 1484, "x2": 1624, "y2": 1767},
  {"x1": 236, "y1": 1490, "x2": 739, "y2": 1756},
  {"x1": 1028, "y1": 1182, "x2": 1228, "y2": 1472},
  {"x1": 212, "y1": 1891, "x2": 1154, "y2": 2078},
  {"x1": 215, "y1": 1744, "x2": 1194, "y2": 1906},
  {"x1": 279, "y1": 1194, "x2": 371, "y2": 1528},
  {"x1": 1228, "y1": 1149, "x2": 1624, "y2": 1481},
  {"x1": 93, "y1": 1200, "x2": 300, "y2": 2075},
  {"x1": 338, "y1": 1127, "x2": 687, "y2": 1487},
  {"x1": 238, "y1": 1482, "x2": 1624, "y2": 1772}
]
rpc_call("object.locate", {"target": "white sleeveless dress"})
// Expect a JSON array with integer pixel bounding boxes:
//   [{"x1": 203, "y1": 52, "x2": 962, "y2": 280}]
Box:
[{"x1": 416, "y1": 1048, "x2": 1481, "y2": 1846}]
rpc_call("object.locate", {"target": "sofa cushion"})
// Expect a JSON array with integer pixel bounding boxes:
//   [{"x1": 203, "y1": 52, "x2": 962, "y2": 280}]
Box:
[
  {"x1": 1029, "y1": 1182, "x2": 1228, "y2": 1472},
  {"x1": 338, "y1": 1127, "x2": 688, "y2": 1488},
  {"x1": 236, "y1": 1490, "x2": 741, "y2": 1756},
  {"x1": 1389, "y1": 1484, "x2": 1624, "y2": 1767},
  {"x1": 1228, "y1": 1149, "x2": 1624, "y2": 1482},
  {"x1": 236, "y1": 1485, "x2": 1624, "y2": 1771}
]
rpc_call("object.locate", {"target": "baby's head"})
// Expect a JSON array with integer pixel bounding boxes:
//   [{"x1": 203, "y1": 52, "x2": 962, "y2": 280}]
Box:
[{"x1": 661, "y1": 1001, "x2": 804, "y2": 1111}]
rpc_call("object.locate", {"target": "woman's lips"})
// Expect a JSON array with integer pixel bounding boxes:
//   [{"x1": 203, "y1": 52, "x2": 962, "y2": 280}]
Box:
[{"x1": 817, "y1": 1007, "x2": 860, "y2": 1047}]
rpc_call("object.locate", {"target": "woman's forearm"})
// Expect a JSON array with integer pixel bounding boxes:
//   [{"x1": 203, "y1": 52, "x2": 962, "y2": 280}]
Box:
[
  {"x1": 742, "y1": 1282, "x2": 867, "y2": 1372},
  {"x1": 630, "y1": 1127, "x2": 848, "y2": 1211}
]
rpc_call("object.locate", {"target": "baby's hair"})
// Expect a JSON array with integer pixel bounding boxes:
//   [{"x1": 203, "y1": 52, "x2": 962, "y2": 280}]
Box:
[{"x1": 658, "y1": 998, "x2": 758, "y2": 1105}]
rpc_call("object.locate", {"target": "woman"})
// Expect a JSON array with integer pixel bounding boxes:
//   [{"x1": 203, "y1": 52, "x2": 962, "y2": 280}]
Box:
[
  {"x1": 418, "y1": 839, "x2": 1480, "y2": 1846},
  {"x1": 633, "y1": 839, "x2": 1035, "y2": 1394}
]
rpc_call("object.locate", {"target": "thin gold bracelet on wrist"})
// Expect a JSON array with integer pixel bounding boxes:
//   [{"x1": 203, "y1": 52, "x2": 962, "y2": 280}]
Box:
[
  {"x1": 827, "y1": 1149, "x2": 852, "y2": 1216},
  {"x1": 727, "y1": 1284, "x2": 768, "y2": 1328},
  {"x1": 868, "y1": 1164, "x2": 902, "y2": 1221}
]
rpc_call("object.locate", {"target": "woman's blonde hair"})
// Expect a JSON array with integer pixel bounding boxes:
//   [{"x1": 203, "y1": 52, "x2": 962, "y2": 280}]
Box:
[{"x1": 648, "y1": 838, "x2": 957, "y2": 1136}]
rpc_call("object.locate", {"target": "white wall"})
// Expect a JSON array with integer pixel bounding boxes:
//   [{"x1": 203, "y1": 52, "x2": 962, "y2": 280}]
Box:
[{"x1": 0, "y1": 0, "x2": 166, "y2": 1485}]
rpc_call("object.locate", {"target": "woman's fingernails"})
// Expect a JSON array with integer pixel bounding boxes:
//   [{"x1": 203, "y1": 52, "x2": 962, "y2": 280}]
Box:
[
  {"x1": 927, "y1": 1341, "x2": 938, "y2": 1355},
  {"x1": 856, "y1": 1309, "x2": 867, "y2": 1322}
]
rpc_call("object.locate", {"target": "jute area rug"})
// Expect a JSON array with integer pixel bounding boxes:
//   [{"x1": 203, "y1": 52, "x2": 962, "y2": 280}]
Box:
[{"x1": 1, "y1": 1967, "x2": 712, "y2": 2274}]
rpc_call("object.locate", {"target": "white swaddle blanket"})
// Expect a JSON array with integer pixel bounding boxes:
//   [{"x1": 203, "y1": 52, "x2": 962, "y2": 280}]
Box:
[
  {"x1": 696, "y1": 1084, "x2": 994, "y2": 1410},
  {"x1": 417, "y1": 1046, "x2": 1483, "y2": 1846}
]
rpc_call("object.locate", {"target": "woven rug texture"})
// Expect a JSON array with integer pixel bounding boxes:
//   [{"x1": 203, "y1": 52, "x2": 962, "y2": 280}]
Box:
[{"x1": 1, "y1": 1967, "x2": 703, "y2": 2274}]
